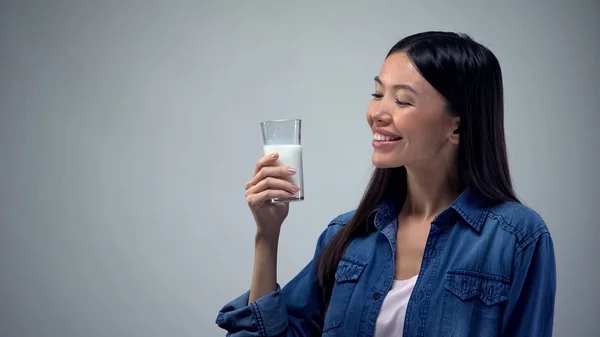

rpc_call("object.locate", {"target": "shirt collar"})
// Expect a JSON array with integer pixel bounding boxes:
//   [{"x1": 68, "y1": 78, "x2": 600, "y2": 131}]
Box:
[
  {"x1": 370, "y1": 198, "x2": 400, "y2": 232},
  {"x1": 449, "y1": 187, "x2": 491, "y2": 232},
  {"x1": 370, "y1": 186, "x2": 491, "y2": 232}
]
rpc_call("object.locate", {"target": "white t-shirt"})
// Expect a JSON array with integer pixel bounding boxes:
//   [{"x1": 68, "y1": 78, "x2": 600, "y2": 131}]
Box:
[{"x1": 374, "y1": 274, "x2": 419, "y2": 337}]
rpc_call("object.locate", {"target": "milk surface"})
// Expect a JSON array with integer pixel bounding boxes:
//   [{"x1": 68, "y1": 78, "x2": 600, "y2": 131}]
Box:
[{"x1": 263, "y1": 144, "x2": 304, "y2": 199}]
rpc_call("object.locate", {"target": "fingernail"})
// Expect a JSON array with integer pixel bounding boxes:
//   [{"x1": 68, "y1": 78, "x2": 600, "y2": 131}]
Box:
[
  {"x1": 292, "y1": 186, "x2": 300, "y2": 192},
  {"x1": 287, "y1": 168, "x2": 297, "y2": 175},
  {"x1": 270, "y1": 153, "x2": 278, "y2": 159}
]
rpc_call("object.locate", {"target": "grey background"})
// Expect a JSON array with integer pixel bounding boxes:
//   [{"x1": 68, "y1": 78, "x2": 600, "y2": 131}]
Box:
[{"x1": 1, "y1": 1, "x2": 598, "y2": 336}]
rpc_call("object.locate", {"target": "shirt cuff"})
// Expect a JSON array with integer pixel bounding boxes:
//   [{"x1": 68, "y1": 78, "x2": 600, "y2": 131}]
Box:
[{"x1": 216, "y1": 284, "x2": 288, "y2": 337}]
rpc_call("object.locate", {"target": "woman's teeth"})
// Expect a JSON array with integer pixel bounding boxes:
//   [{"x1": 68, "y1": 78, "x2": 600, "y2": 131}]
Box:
[{"x1": 373, "y1": 133, "x2": 401, "y2": 141}]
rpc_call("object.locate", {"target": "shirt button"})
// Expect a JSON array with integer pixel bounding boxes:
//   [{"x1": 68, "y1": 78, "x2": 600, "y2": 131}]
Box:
[{"x1": 372, "y1": 292, "x2": 381, "y2": 300}]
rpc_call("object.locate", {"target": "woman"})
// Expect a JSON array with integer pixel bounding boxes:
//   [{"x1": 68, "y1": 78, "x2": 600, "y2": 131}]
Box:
[{"x1": 216, "y1": 31, "x2": 556, "y2": 337}]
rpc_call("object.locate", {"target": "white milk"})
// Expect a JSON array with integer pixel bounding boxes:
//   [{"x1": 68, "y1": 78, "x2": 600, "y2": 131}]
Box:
[{"x1": 263, "y1": 144, "x2": 304, "y2": 200}]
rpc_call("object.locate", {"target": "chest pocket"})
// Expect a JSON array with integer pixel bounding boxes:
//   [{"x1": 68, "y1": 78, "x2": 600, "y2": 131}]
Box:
[
  {"x1": 323, "y1": 256, "x2": 366, "y2": 332},
  {"x1": 441, "y1": 270, "x2": 510, "y2": 337}
]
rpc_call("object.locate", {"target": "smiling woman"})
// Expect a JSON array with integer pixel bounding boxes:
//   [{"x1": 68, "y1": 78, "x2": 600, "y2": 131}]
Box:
[
  {"x1": 367, "y1": 54, "x2": 459, "y2": 169},
  {"x1": 216, "y1": 31, "x2": 556, "y2": 337}
]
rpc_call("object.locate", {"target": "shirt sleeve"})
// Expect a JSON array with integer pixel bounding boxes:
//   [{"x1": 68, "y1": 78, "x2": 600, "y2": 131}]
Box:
[
  {"x1": 215, "y1": 224, "x2": 341, "y2": 337},
  {"x1": 502, "y1": 230, "x2": 557, "y2": 336}
]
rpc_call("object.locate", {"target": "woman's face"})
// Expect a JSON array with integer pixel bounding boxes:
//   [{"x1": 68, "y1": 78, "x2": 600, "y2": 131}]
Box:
[{"x1": 367, "y1": 52, "x2": 460, "y2": 169}]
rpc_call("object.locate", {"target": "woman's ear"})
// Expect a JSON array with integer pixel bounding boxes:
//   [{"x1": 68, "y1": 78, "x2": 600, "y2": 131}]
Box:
[{"x1": 449, "y1": 117, "x2": 460, "y2": 145}]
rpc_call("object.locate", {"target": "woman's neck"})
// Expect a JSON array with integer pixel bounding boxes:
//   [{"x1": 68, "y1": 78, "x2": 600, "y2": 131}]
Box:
[{"x1": 401, "y1": 162, "x2": 461, "y2": 221}]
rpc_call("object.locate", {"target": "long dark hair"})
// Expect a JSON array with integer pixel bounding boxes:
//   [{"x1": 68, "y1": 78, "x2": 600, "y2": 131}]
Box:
[{"x1": 317, "y1": 31, "x2": 519, "y2": 306}]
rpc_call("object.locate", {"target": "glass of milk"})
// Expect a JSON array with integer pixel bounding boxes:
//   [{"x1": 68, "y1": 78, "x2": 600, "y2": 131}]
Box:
[{"x1": 260, "y1": 119, "x2": 304, "y2": 203}]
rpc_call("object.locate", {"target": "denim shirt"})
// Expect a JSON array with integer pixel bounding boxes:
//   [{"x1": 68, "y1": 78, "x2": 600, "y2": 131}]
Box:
[{"x1": 216, "y1": 188, "x2": 556, "y2": 336}]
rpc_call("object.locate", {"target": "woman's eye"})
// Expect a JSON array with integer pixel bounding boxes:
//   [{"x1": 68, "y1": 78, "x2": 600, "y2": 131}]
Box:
[
  {"x1": 371, "y1": 93, "x2": 383, "y2": 99},
  {"x1": 395, "y1": 99, "x2": 411, "y2": 107}
]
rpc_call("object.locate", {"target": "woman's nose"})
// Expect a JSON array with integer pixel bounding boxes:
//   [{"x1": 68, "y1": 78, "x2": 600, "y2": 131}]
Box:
[{"x1": 370, "y1": 107, "x2": 392, "y2": 125}]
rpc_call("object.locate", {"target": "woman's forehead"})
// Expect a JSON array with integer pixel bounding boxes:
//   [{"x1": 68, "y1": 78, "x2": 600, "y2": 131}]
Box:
[{"x1": 377, "y1": 53, "x2": 424, "y2": 89}]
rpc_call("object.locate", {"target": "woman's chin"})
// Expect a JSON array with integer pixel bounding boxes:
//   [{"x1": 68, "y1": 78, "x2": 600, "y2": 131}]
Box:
[{"x1": 372, "y1": 153, "x2": 403, "y2": 169}]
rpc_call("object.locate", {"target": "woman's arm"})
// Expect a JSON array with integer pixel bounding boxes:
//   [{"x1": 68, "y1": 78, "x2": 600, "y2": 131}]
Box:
[
  {"x1": 249, "y1": 233, "x2": 279, "y2": 304},
  {"x1": 216, "y1": 223, "x2": 342, "y2": 337},
  {"x1": 502, "y1": 230, "x2": 557, "y2": 336}
]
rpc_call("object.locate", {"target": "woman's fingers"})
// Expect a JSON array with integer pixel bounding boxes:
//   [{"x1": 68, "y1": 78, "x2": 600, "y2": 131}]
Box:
[
  {"x1": 245, "y1": 177, "x2": 299, "y2": 197},
  {"x1": 246, "y1": 189, "x2": 294, "y2": 208},
  {"x1": 246, "y1": 165, "x2": 296, "y2": 190},
  {"x1": 254, "y1": 153, "x2": 279, "y2": 175},
  {"x1": 244, "y1": 152, "x2": 298, "y2": 208}
]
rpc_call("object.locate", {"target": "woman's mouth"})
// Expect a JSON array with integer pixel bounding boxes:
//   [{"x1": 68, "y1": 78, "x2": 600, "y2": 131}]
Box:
[
  {"x1": 373, "y1": 133, "x2": 402, "y2": 142},
  {"x1": 372, "y1": 133, "x2": 402, "y2": 150}
]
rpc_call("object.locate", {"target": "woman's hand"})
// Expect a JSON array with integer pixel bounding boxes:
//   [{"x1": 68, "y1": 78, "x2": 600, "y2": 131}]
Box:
[{"x1": 245, "y1": 153, "x2": 299, "y2": 239}]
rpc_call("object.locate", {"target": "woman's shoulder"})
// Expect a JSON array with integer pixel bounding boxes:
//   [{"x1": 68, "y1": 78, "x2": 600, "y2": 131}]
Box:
[
  {"x1": 487, "y1": 200, "x2": 551, "y2": 241},
  {"x1": 314, "y1": 210, "x2": 357, "y2": 246},
  {"x1": 327, "y1": 209, "x2": 356, "y2": 227}
]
